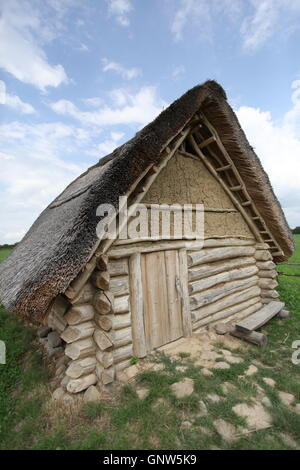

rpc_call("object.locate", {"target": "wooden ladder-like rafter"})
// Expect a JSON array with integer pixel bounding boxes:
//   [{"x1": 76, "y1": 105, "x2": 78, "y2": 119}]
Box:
[{"x1": 179, "y1": 112, "x2": 283, "y2": 257}]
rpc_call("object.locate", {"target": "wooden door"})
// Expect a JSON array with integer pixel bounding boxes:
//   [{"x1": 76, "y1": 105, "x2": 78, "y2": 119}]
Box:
[{"x1": 141, "y1": 250, "x2": 184, "y2": 351}]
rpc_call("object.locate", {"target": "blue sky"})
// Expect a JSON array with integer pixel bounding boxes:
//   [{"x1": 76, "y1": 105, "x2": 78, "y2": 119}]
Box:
[{"x1": 0, "y1": 0, "x2": 300, "y2": 243}]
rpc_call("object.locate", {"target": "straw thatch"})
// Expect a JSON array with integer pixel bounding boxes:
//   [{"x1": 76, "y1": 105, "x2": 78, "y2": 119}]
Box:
[{"x1": 0, "y1": 80, "x2": 293, "y2": 323}]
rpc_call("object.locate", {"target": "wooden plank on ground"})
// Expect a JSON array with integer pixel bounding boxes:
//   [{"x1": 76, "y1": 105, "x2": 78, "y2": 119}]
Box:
[{"x1": 235, "y1": 301, "x2": 284, "y2": 333}]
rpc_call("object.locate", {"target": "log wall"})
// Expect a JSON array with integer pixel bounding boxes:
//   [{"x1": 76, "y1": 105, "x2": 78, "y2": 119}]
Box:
[{"x1": 47, "y1": 238, "x2": 280, "y2": 396}]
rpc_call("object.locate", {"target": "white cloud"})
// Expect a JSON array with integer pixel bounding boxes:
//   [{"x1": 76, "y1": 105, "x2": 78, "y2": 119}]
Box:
[
  {"x1": 169, "y1": 0, "x2": 300, "y2": 50},
  {"x1": 170, "y1": 0, "x2": 240, "y2": 41},
  {"x1": 101, "y1": 58, "x2": 141, "y2": 80},
  {"x1": 241, "y1": 0, "x2": 300, "y2": 51},
  {"x1": 82, "y1": 97, "x2": 103, "y2": 108},
  {"x1": 236, "y1": 79, "x2": 300, "y2": 228},
  {"x1": 0, "y1": 80, "x2": 35, "y2": 114},
  {"x1": 0, "y1": 0, "x2": 68, "y2": 91},
  {"x1": 50, "y1": 86, "x2": 167, "y2": 127},
  {"x1": 106, "y1": 0, "x2": 133, "y2": 27},
  {"x1": 0, "y1": 120, "x2": 95, "y2": 244},
  {"x1": 172, "y1": 65, "x2": 185, "y2": 79}
]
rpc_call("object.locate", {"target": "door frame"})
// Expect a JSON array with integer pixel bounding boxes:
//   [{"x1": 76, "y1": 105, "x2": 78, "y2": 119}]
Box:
[{"x1": 129, "y1": 247, "x2": 192, "y2": 358}]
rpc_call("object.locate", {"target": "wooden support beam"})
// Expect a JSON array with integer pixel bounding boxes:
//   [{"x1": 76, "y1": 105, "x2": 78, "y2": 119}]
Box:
[
  {"x1": 230, "y1": 185, "x2": 243, "y2": 192},
  {"x1": 235, "y1": 300, "x2": 284, "y2": 333},
  {"x1": 178, "y1": 248, "x2": 192, "y2": 337},
  {"x1": 198, "y1": 136, "x2": 215, "y2": 149},
  {"x1": 230, "y1": 328, "x2": 267, "y2": 347},
  {"x1": 187, "y1": 134, "x2": 263, "y2": 242},
  {"x1": 129, "y1": 253, "x2": 147, "y2": 358},
  {"x1": 216, "y1": 164, "x2": 232, "y2": 172}
]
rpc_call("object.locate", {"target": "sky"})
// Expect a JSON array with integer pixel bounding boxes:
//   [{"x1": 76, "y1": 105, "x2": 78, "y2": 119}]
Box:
[{"x1": 0, "y1": 0, "x2": 300, "y2": 244}]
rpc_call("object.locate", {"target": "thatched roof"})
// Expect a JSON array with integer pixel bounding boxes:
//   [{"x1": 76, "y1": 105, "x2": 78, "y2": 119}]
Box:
[{"x1": 0, "y1": 80, "x2": 294, "y2": 323}]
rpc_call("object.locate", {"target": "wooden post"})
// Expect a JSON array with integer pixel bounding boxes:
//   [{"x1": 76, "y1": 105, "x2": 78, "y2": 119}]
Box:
[
  {"x1": 178, "y1": 248, "x2": 192, "y2": 337},
  {"x1": 129, "y1": 253, "x2": 147, "y2": 358}
]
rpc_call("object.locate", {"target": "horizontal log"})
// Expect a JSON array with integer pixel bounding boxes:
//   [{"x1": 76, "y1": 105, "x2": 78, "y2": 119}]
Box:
[
  {"x1": 96, "y1": 350, "x2": 113, "y2": 368},
  {"x1": 65, "y1": 304, "x2": 95, "y2": 325},
  {"x1": 189, "y1": 265, "x2": 258, "y2": 294},
  {"x1": 114, "y1": 295, "x2": 130, "y2": 314},
  {"x1": 255, "y1": 250, "x2": 272, "y2": 261},
  {"x1": 113, "y1": 312, "x2": 132, "y2": 330},
  {"x1": 256, "y1": 243, "x2": 270, "y2": 250},
  {"x1": 278, "y1": 309, "x2": 289, "y2": 319},
  {"x1": 193, "y1": 297, "x2": 261, "y2": 331},
  {"x1": 258, "y1": 270, "x2": 277, "y2": 279},
  {"x1": 93, "y1": 291, "x2": 114, "y2": 314},
  {"x1": 47, "y1": 295, "x2": 69, "y2": 333},
  {"x1": 114, "y1": 327, "x2": 132, "y2": 348},
  {"x1": 229, "y1": 301, "x2": 262, "y2": 323},
  {"x1": 108, "y1": 259, "x2": 129, "y2": 276},
  {"x1": 203, "y1": 238, "x2": 255, "y2": 247},
  {"x1": 230, "y1": 328, "x2": 268, "y2": 347},
  {"x1": 113, "y1": 344, "x2": 133, "y2": 364},
  {"x1": 256, "y1": 261, "x2": 276, "y2": 270},
  {"x1": 191, "y1": 286, "x2": 261, "y2": 322},
  {"x1": 94, "y1": 329, "x2": 113, "y2": 351},
  {"x1": 65, "y1": 260, "x2": 96, "y2": 299},
  {"x1": 67, "y1": 373, "x2": 97, "y2": 394},
  {"x1": 188, "y1": 256, "x2": 255, "y2": 282},
  {"x1": 236, "y1": 300, "x2": 284, "y2": 333},
  {"x1": 71, "y1": 282, "x2": 96, "y2": 306},
  {"x1": 96, "y1": 254, "x2": 108, "y2": 271},
  {"x1": 97, "y1": 315, "x2": 112, "y2": 331},
  {"x1": 258, "y1": 278, "x2": 278, "y2": 290},
  {"x1": 61, "y1": 321, "x2": 95, "y2": 344},
  {"x1": 187, "y1": 246, "x2": 255, "y2": 267},
  {"x1": 261, "y1": 289, "x2": 279, "y2": 299},
  {"x1": 101, "y1": 367, "x2": 115, "y2": 385},
  {"x1": 110, "y1": 276, "x2": 129, "y2": 296},
  {"x1": 66, "y1": 356, "x2": 96, "y2": 379},
  {"x1": 91, "y1": 270, "x2": 110, "y2": 290},
  {"x1": 65, "y1": 338, "x2": 96, "y2": 360},
  {"x1": 190, "y1": 275, "x2": 259, "y2": 310},
  {"x1": 115, "y1": 359, "x2": 132, "y2": 374}
]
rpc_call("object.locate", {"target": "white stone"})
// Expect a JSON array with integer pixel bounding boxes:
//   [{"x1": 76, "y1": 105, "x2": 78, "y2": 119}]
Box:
[
  {"x1": 245, "y1": 365, "x2": 258, "y2": 376},
  {"x1": 279, "y1": 391, "x2": 295, "y2": 406},
  {"x1": 226, "y1": 355, "x2": 243, "y2": 364},
  {"x1": 198, "y1": 400, "x2": 208, "y2": 417},
  {"x1": 136, "y1": 387, "x2": 149, "y2": 400},
  {"x1": 263, "y1": 377, "x2": 276, "y2": 387},
  {"x1": 213, "y1": 419, "x2": 237, "y2": 441},
  {"x1": 84, "y1": 385, "x2": 101, "y2": 402},
  {"x1": 261, "y1": 396, "x2": 272, "y2": 408},
  {"x1": 52, "y1": 387, "x2": 65, "y2": 400},
  {"x1": 201, "y1": 368, "x2": 213, "y2": 376},
  {"x1": 171, "y1": 378, "x2": 194, "y2": 398},
  {"x1": 213, "y1": 361, "x2": 230, "y2": 369},
  {"x1": 207, "y1": 393, "x2": 221, "y2": 403},
  {"x1": 232, "y1": 403, "x2": 272, "y2": 429}
]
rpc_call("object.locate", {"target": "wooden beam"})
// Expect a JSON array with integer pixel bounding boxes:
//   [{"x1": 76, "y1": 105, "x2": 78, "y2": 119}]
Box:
[
  {"x1": 235, "y1": 300, "x2": 284, "y2": 333},
  {"x1": 188, "y1": 134, "x2": 263, "y2": 242},
  {"x1": 198, "y1": 136, "x2": 215, "y2": 149},
  {"x1": 178, "y1": 248, "x2": 192, "y2": 337},
  {"x1": 129, "y1": 253, "x2": 147, "y2": 358},
  {"x1": 216, "y1": 164, "x2": 232, "y2": 172}
]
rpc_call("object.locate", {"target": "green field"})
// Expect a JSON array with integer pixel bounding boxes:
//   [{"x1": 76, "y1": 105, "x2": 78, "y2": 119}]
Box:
[
  {"x1": 0, "y1": 238, "x2": 300, "y2": 450},
  {"x1": 0, "y1": 247, "x2": 13, "y2": 263}
]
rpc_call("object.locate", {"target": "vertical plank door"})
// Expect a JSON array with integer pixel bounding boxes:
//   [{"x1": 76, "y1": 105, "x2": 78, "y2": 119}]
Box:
[{"x1": 141, "y1": 250, "x2": 184, "y2": 351}]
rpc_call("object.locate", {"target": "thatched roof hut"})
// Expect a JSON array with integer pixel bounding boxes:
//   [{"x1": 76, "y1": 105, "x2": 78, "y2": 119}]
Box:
[{"x1": 0, "y1": 80, "x2": 293, "y2": 330}]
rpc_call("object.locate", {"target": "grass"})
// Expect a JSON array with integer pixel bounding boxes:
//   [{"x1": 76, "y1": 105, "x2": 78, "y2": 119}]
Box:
[
  {"x1": 0, "y1": 240, "x2": 300, "y2": 449},
  {"x1": 0, "y1": 247, "x2": 13, "y2": 263}
]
